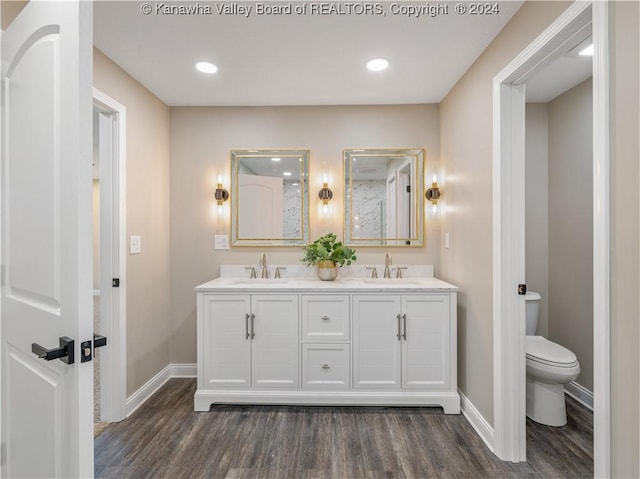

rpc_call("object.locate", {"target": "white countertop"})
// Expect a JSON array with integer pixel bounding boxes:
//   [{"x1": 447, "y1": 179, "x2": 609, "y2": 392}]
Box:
[{"x1": 195, "y1": 276, "x2": 458, "y2": 293}]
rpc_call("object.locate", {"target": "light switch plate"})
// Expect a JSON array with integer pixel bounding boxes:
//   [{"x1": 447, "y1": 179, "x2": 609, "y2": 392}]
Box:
[
  {"x1": 130, "y1": 235, "x2": 142, "y2": 254},
  {"x1": 215, "y1": 235, "x2": 229, "y2": 250},
  {"x1": 444, "y1": 233, "x2": 450, "y2": 249}
]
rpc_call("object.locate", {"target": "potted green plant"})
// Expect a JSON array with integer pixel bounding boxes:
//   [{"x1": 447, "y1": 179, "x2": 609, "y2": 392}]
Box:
[{"x1": 301, "y1": 233, "x2": 357, "y2": 281}]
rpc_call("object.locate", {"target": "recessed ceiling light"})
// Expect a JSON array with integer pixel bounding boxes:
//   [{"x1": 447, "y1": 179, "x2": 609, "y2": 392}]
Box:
[
  {"x1": 271, "y1": 158, "x2": 281, "y2": 162},
  {"x1": 283, "y1": 171, "x2": 292, "y2": 176},
  {"x1": 579, "y1": 44, "x2": 594, "y2": 56},
  {"x1": 367, "y1": 58, "x2": 389, "y2": 72},
  {"x1": 195, "y1": 61, "x2": 218, "y2": 74}
]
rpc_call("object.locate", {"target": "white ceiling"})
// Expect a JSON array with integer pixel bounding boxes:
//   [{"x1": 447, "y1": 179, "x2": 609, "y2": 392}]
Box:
[
  {"x1": 94, "y1": 1, "x2": 524, "y2": 106},
  {"x1": 525, "y1": 34, "x2": 593, "y2": 102}
]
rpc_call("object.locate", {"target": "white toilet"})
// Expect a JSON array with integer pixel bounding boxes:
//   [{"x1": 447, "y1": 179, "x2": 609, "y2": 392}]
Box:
[{"x1": 525, "y1": 291, "x2": 581, "y2": 426}]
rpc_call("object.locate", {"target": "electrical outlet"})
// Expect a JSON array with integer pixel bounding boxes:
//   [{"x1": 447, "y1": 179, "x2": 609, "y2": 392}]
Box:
[
  {"x1": 444, "y1": 232, "x2": 450, "y2": 249},
  {"x1": 215, "y1": 235, "x2": 229, "y2": 250},
  {"x1": 130, "y1": 235, "x2": 142, "y2": 254}
]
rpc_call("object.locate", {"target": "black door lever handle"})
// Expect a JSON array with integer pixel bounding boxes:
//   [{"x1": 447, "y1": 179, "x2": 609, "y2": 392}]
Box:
[
  {"x1": 32, "y1": 336, "x2": 75, "y2": 364},
  {"x1": 94, "y1": 333, "x2": 107, "y2": 348}
]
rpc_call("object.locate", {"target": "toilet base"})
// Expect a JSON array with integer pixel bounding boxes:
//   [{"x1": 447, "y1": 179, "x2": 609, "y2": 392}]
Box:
[{"x1": 526, "y1": 377, "x2": 567, "y2": 427}]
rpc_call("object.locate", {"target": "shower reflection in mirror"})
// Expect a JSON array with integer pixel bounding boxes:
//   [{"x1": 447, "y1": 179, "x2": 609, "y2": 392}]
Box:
[
  {"x1": 343, "y1": 148, "x2": 424, "y2": 247},
  {"x1": 230, "y1": 149, "x2": 309, "y2": 246}
]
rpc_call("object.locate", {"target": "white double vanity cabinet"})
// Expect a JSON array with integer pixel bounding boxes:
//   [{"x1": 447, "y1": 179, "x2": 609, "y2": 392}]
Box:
[{"x1": 195, "y1": 267, "x2": 460, "y2": 414}]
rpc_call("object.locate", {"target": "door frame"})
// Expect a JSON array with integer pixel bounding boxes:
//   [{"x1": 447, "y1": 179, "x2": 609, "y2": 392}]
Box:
[
  {"x1": 492, "y1": 1, "x2": 609, "y2": 476},
  {"x1": 93, "y1": 88, "x2": 127, "y2": 422}
]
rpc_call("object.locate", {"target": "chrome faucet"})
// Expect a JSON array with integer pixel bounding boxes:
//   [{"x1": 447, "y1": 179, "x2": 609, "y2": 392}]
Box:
[
  {"x1": 384, "y1": 252, "x2": 392, "y2": 279},
  {"x1": 259, "y1": 253, "x2": 269, "y2": 279}
]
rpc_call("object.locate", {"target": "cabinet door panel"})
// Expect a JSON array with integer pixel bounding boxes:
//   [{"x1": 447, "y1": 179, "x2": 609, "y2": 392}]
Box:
[
  {"x1": 402, "y1": 295, "x2": 450, "y2": 389},
  {"x1": 353, "y1": 295, "x2": 402, "y2": 389},
  {"x1": 202, "y1": 295, "x2": 251, "y2": 388},
  {"x1": 251, "y1": 295, "x2": 299, "y2": 388}
]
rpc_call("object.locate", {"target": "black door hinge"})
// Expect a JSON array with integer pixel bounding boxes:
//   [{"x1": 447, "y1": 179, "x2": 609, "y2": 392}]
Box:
[
  {"x1": 518, "y1": 284, "x2": 527, "y2": 295},
  {"x1": 112, "y1": 278, "x2": 120, "y2": 287},
  {"x1": 406, "y1": 185, "x2": 411, "y2": 193}
]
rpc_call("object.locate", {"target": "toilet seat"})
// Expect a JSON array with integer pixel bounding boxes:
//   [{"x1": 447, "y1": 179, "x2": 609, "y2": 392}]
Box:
[{"x1": 526, "y1": 336, "x2": 578, "y2": 368}]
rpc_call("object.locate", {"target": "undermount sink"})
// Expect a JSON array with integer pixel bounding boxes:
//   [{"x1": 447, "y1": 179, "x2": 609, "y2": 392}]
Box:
[
  {"x1": 231, "y1": 278, "x2": 289, "y2": 284},
  {"x1": 363, "y1": 278, "x2": 421, "y2": 284}
]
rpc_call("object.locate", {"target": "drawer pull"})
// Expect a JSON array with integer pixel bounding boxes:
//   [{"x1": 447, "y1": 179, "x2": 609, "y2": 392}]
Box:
[
  {"x1": 322, "y1": 364, "x2": 330, "y2": 370},
  {"x1": 321, "y1": 315, "x2": 330, "y2": 321}
]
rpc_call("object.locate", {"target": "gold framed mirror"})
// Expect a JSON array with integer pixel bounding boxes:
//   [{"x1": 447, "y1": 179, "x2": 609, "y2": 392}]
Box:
[
  {"x1": 231, "y1": 149, "x2": 309, "y2": 246},
  {"x1": 344, "y1": 148, "x2": 424, "y2": 247}
]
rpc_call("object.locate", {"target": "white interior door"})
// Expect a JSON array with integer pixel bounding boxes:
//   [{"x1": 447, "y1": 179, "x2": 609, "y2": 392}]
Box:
[
  {"x1": 1, "y1": 2, "x2": 94, "y2": 477},
  {"x1": 238, "y1": 174, "x2": 283, "y2": 239}
]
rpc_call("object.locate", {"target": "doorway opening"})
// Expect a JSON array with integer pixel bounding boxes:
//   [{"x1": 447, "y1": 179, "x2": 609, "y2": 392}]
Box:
[
  {"x1": 92, "y1": 89, "x2": 128, "y2": 428},
  {"x1": 523, "y1": 34, "x2": 594, "y2": 469},
  {"x1": 492, "y1": 1, "x2": 609, "y2": 475}
]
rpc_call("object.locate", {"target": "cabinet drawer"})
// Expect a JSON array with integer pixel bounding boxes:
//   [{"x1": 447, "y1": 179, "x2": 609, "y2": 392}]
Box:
[
  {"x1": 302, "y1": 343, "x2": 350, "y2": 389},
  {"x1": 301, "y1": 295, "x2": 350, "y2": 341}
]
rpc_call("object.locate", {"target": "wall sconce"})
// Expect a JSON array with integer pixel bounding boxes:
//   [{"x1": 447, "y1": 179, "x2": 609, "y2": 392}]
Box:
[
  {"x1": 425, "y1": 175, "x2": 441, "y2": 212},
  {"x1": 214, "y1": 182, "x2": 229, "y2": 206},
  {"x1": 318, "y1": 182, "x2": 333, "y2": 205}
]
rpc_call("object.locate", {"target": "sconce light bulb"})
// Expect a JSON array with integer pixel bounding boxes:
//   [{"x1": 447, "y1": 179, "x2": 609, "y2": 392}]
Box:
[
  {"x1": 432, "y1": 204, "x2": 437, "y2": 214},
  {"x1": 432, "y1": 174, "x2": 437, "y2": 183}
]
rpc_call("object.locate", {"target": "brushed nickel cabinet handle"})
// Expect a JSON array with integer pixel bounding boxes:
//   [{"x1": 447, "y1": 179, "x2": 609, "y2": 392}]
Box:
[
  {"x1": 402, "y1": 313, "x2": 407, "y2": 340},
  {"x1": 396, "y1": 314, "x2": 402, "y2": 340},
  {"x1": 250, "y1": 313, "x2": 256, "y2": 339},
  {"x1": 245, "y1": 313, "x2": 250, "y2": 339}
]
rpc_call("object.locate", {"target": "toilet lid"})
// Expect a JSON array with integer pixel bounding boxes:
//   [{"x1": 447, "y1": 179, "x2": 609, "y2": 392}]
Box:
[{"x1": 526, "y1": 336, "x2": 578, "y2": 366}]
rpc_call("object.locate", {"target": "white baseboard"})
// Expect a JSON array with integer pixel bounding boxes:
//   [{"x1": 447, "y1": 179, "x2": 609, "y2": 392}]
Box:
[
  {"x1": 459, "y1": 389, "x2": 495, "y2": 453},
  {"x1": 126, "y1": 363, "x2": 197, "y2": 417},
  {"x1": 170, "y1": 363, "x2": 197, "y2": 378},
  {"x1": 564, "y1": 380, "x2": 594, "y2": 411}
]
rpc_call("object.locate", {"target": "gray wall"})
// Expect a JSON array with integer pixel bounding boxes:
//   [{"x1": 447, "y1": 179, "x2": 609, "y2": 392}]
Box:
[
  {"x1": 548, "y1": 79, "x2": 593, "y2": 392},
  {"x1": 169, "y1": 104, "x2": 441, "y2": 365},
  {"x1": 94, "y1": 49, "x2": 173, "y2": 396},
  {"x1": 525, "y1": 103, "x2": 549, "y2": 337}
]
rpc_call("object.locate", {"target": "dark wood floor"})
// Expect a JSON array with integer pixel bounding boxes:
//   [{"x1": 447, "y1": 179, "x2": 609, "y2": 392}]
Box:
[{"x1": 95, "y1": 379, "x2": 592, "y2": 478}]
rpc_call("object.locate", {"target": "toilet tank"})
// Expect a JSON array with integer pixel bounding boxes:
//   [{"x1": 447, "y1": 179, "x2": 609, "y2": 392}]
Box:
[{"x1": 525, "y1": 291, "x2": 542, "y2": 335}]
